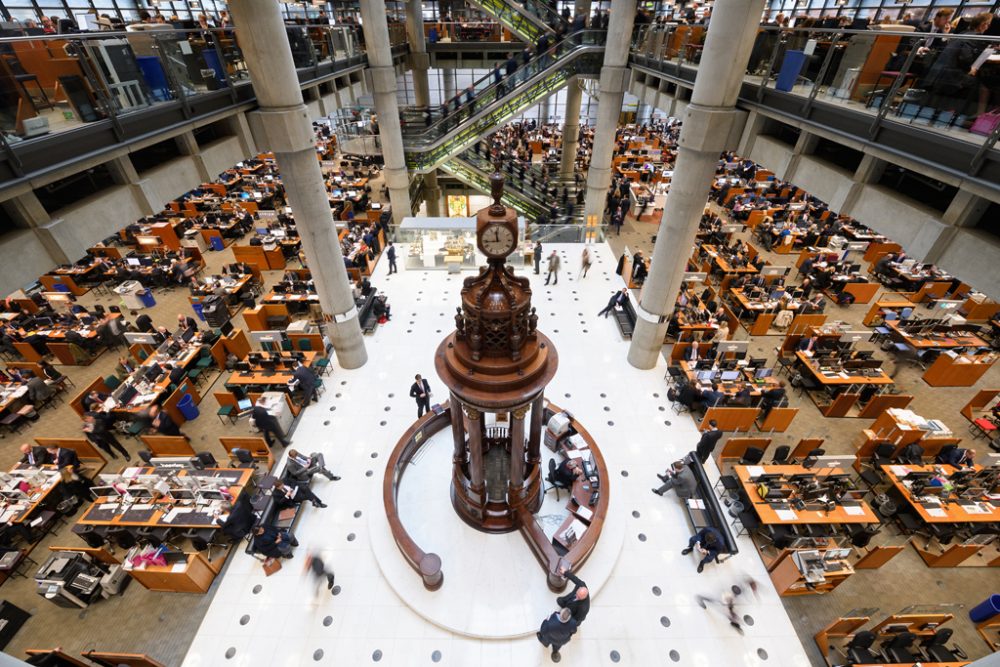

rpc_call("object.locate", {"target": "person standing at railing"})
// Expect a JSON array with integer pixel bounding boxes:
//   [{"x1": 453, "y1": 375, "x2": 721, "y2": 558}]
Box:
[{"x1": 920, "y1": 12, "x2": 993, "y2": 125}]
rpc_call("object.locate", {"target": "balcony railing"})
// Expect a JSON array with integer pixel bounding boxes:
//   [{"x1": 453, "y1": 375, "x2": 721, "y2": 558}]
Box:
[{"x1": 630, "y1": 23, "x2": 1000, "y2": 177}]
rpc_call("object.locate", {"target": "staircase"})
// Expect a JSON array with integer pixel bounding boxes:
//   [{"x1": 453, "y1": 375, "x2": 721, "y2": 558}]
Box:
[
  {"x1": 465, "y1": 0, "x2": 566, "y2": 42},
  {"x1": 402, "y1": 31, "x2": 604, "y2": 172}
]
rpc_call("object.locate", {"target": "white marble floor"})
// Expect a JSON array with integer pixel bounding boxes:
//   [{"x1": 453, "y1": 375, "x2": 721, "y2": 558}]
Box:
[{"x1": 182, "y1": 242, "x2": 812, "y2": 667}]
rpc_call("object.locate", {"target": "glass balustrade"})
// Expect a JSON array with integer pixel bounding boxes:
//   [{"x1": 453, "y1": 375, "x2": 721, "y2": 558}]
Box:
[
  {"x1": 0, "y1": 25, "x2": 364, "y2": 147},
  {"x1": 467, "y1": 0, "x2": 565, "y2": 43}
]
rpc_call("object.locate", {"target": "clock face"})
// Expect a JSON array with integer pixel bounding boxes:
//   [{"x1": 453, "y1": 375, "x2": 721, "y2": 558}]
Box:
[{"x1": 480, "y1": 223, "x2": 516, "y2": 257}]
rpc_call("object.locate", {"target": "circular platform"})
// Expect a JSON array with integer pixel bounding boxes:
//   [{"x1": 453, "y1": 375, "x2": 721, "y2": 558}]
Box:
[{"x1": 369, "y1": 426, "x2": 626, "y2": 639}]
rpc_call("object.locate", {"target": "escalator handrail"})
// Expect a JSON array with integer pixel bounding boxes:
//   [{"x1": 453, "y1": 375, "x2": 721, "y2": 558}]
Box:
[
  {"x1": 457, "y1": 151, "x2": 580, "y2": 205},
  {"x1": 401, "y1": 31, "x2": 605, "y2": 144},
  {"x1": 440, "y1": 160, "x2": 547, "y2": 220}
]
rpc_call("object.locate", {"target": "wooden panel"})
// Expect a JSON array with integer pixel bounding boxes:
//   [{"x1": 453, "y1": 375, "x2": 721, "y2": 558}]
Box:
[
  {"x1": 140, "y1": 436, "x2": 195, "y2": 457},
  {"x1": 853, "y1": 545, "x2": 905, "y2": 569},
  {"x1": 70, "y1": 376, "x2": 111, "y2": 417},
  {"x1": 857, "y1": 393, "x2": 913, "y2": 419},
  {"x1": 23, "y1": 650, "x2": 91, "y2": 667},
  {"x1": 717, "y1": 437, "x2": 771, "y2": 468},
  {"x1": 791, "y1": 438, "x2": 824, "y2": 460},
  {"x1": 83, "y1": 652, "x2": 167, "y2": 667},
  {"x1": 163, "y1": 380, "x2": 200, "y2": 427},
  {"x1": 14, "y1": 341, "x2": 44, "y2": 362},
  {"x1": 287, "y1": 332, "x2": 324, "y2": 352},
  {"x1": 700, "y1": 407, "x2": 759, "y2": 432},
  {"x1": 787, "y1": 314, "x2": 826, "y2": 335},
  {"x1": 758, "y1": 407, "x2": 797, "y2": 433},
  {"x1": 46, "y1": 342, "x2": 89, "y2": 366},
  {"x1": 863, "y1": 241, "x2": 901, "y2": 262},
  {"x1": 822, "y1": 392, "x2": 860, "y2": 417},
  {"x1": 841, "y1": 282, "x2": 880, "y2": 304}
]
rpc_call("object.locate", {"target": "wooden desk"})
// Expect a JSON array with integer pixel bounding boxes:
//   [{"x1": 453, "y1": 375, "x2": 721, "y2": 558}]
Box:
[
  {"x1": 881, "y1": 464, "x2": 998, "y2": 525},
  {"x1": 735, "y1": 465, "x2": 880, "y2": 525},
  {"x1": 922, "y1": 352, "x2": 998, "y2": 387},
  {"x1": 886, "y1": 320, "x2": 988, "y2": 350},
  {"x1": 223, "y1": 351, "x2": 318, "y2": 387},
  {"x1": 703, "y1": 245, "x2": 758, "y2": 275},
  {"x1": 795, "y1": 351, "x2": 894, "y2": 387},
  {"x1": 0, "y1": 466, "x2": 62, "y2": 528}
]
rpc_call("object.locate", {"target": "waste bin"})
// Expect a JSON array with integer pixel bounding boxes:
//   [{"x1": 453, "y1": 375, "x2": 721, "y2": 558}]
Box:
[
  {"x1": 192, "y1": 303, "x2": 206, "y2": 321},
  {"x1": 210, "y1": 235, "x2": 225, "y2": 251},
  {"x1": 177, "y1": 394, "x2": 199, "y2": 421},
  {"x1": 970, "y1": 594, "x2": 1000, "y2": 623},
  {"x1": 114, "y1": 280, "x2": 146, "y2": 310},
  {"x1": 139, "y1": 289, "x2": 156, "y2": 308},
  {"x1": 776, "y1": 49, "x2": 807, "y2": 92}
]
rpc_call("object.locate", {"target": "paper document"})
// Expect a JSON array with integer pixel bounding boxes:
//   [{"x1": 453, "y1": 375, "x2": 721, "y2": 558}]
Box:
[
  {"x1": 775, "y1": 509, "x2": 798, "y2": 521},
  {"x1": 843, "y1": 505, "x2": 865, "y2": 516},
  {"x1": 746, "y1": 466, "x2": 766, "y2": 478},
  {"x1": 926, "y1": 507, "x2": 947, "y2": 517},
  {"x1": 687, "y1": 498, "x2": 706, "y2": 510}
]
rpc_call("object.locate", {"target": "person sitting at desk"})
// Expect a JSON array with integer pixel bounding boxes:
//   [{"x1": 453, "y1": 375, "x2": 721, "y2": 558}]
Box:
[
  {"x1": 759, "y1": 381, "x2": 787, "y2": 419},
  {"x1": 114, "y1": 355, "x2": 137, "y2": 381},
  {"x1": 166, "y1": 363, "x2": 187, "y2": 386},
  {"x1": 177, "y1": 313, "x2": 198, "y2": 331},
  {"x1": 81, "y1": 390, "x2": 110, "y2": 413},
  {"x1": 553, "y1": 458, "x2": 583, "y2": 488},
  {"x1": 940, "y1": 447, "x2": 976, "y2": 466},
  {"x1": 731, "y1": 383, "x2": 753, "y2": 407},
  {"x1": 797, "y1": 336, "x2": 818, "y2": 353},
  {"x1": 148, "y1": 404, "x2": 183, "y2": 438},
  {"x1": 45, "y1": 444, "x2": 81, "y2": 475},
  {"x1": 19, "y1": 442, "x2": 50, "y2": 467},
  {"x1": 252, "y1": 524, "x2": 297, "y2": 559},
  {"x1": 25, "y1": 372, "x2": 55, "y2": 405},
  {"x1": 272, "y1": 479, "x2": 326, "y2": 509},
  {"x1": 700, "y1": 383, "x2": 726, "y2": 410},
  {"x1": 682, "y1": 526, "x2": 724, "y2": 573}
]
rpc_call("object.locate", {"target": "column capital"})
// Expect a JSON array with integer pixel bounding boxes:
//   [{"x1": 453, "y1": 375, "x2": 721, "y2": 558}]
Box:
[
  {"x1": 247, "y1": 107, "x2": 315, "y2": 154},
  {"x1": 678, "y1": 104, "x2": 743, "y2": 154},
  {"x1": 369, "y1": 66, "x2": 398, "y2": 95},
  {"x1": 512, "y1": 406, "x2": 530, "y2": 420},
  {"x1": 463, "y1": 405, "x2": 481, "y2": 420},
  {"x1": 598, "y1": 66, "x2": 630, "y2": 95}
]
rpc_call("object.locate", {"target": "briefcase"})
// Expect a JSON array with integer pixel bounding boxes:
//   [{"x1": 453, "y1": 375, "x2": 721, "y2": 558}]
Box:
[{"x1": 262, "y1": 557, "x2": 282, "y2": 577}]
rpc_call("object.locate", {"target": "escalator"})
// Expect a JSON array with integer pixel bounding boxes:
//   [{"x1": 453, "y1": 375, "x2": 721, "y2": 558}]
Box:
[
  {"x1": 439, "y1": 158, "x2": 548, "y2": 221},
  {"x1": 402, "y1": 31, "x2": 604, "y2": 172},
  {"x1": 465, "y1": 0, "x2": 567, "y2": 43}
]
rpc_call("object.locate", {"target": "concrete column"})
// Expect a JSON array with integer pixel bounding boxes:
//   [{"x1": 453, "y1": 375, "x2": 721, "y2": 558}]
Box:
[
  {"x1": 538, "y1": 96, "x2": 551, "y2": 125},
  {"x1": 509, "y1": 406, "x2": 527, "y2": 495},
  {"x1": 442, "y1": 67, "x2": 456, "y2": 102},
  {"x1": 174, "y1": 131, "x2": 211, "y2": 182},
  {"x1": 527, "y1": 394, "x2": 544, "y2": 467},
  {"x1": 424, "y1": 170, "x2": 442, "y2": 217},
  {"x1": 627, "y1": 0, "x2": 767, "y2": 369},
  {"x1": 106, "y1": 156, "x2": 157, "y2": 216},
  {"x1": 1, "y1": 192, "x2": 69, "y2": 265},
  {"x1": 783, "y1": 131, "x2": 818, "y2": 182},
  {"x1": 360, "y1": 0, "x2": 411, "y2": 224},
  {"x1": 560, "y1": 78, "x2": 584, "y2": 180},
  {"x1": 924, "y1": 190, "x2": 990, "y2": 264},
  {"x1": 736, "y1": 108, "x2": 766, "y2": 156},
  {"x1": 582, "y1": 0, "x2": 637, "y2": 222},
  {"x1": 836, "y1": 154, "x2": 886, "y2": 216},
  {"x1": 450, "y1": 393, "x2": 466, "y2": 464},
  {"x1": 405, "y1": 0, "x2": 431, "y2": 108},
  {"x1": 230, "y1": 0, "x2": 367, "y2": 369}
]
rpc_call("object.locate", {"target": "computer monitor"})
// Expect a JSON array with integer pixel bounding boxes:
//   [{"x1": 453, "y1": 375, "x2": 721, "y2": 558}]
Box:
[
  {"x1": 181, "y1": 327, "x2": 195, "y2": 343},
  {"x1": 748, "y1": 358, "x2": 767, "y2": 369},
  {"x1": 125, "y1": 486, "x2": 154, "y2": 499},
  {"x1": 721, "y1": 370, "x2": 740, "y2": 382},
  {"x1": 89, "y1": 486, "x2": 121, "y2": 501},
  {"x1": 199, "y1": 489, "x2": 228, "y2": 502},
  {"x1": 696, "y1": 370, "x2": 716, "y2": 383},
  {"x1": 754, "y1": 368, "x2": 773, "y2": 379},
  {"x1": 825, "y1": 548, "x2": 852, "y2": 560},
  {"x1": 220, "y1": 320, "x2": 234, "y2": 336},
  {"x1": 766, "y1": 487, "x2": 794, "y2": 500},
  {"x1": 126, "y1": 258, "x2": 141, "y2": 267},
  {"x1": 169, "y1": 488, "x2": 197, "y2": 501}
]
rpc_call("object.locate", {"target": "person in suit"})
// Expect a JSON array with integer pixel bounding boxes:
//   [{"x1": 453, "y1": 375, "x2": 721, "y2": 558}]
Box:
[
  {"x1": 134, "y1": 312, "x2": 154, "y2": 333},
  {"x1": 652, "y1": 459, "x2": 697, "y2": 497},
  {"x1": 687, "y1": 340, "x2": 700, "y2": 363},
  {"x1": 695, "y1": 420, "x2": 723, "y2": 464},
  {"x1": 271, "y1": 479, "x2": 326, "y2": 509},
  {"x1": 759, "y1": 381, "x2": 787, "y2": 419},
  {"x1": 292, "y1": 361, "x2": 318, "y2": 405},
  {"x1": 305, "y1": 551, "x2": 337, "y2": 598},
  {"x1": 166, "y1": 363, "x2": 187, "y2": 385},
  {"x1": 45, "y1": 445, "x2": 81, "y2": 473},
  {"x1": 25, "y1": 373, "x2": 55, "y2": 405},
  {"x1": 81, "y1": 390, "x2": 110, "y2": 413},
  {"x1": 700, "y1": 383, "x2": 726, "y2": 410},
  {"x1": 386, "y1": 242, "x2": 397, "y2": 274},
  {"x1": 533, "y1": 240, "x2": 543, "y2": 275},
  {"x1": 114, "y1": 355, "x2": 137, "y2": 380},
  {"x1": 177, "y1": 313, "x2": 198, "y2": 331},
  {"x1": 556, "y1": 566, "x2": 590, "y2": 623},
  {"x1": 148, "y1": 404, "x2": 182, "y2": 437},
  {"x1": 797, "y1": 335, "x2": 818, "y2": 352},
  {"x1": 536, "y1": 607, "x2": 579, "y2": 662},
  {"x1": 410, "y1": 374, "x2": 432, "y2": 418},
  {"x1": 597, "y1": 288, "x2": 629, "y2": 318},
  {"x1": 545, "y1": 250, "x2": 561, "y2": 285},
  {"x1": 553, "y1": 458, "x2": 582, "y2": 487},
  {"x1": 19, "y1": 443, "x2": 50, "y2": 466},
  {"x1": 83, "y1": 413, "x2": 130, "y2": 460},
  {"x1": 285, "y1": 449, "x2": 339, "y2": 482},
  {"x1": 683, "y1": 525, "x2": 724, "y2": 572},
  {"x1": 253, "y1": 402, "x2": 290, "y2": 448},
  {"x1": 252, "y1": 524, "x2": 297, "y2": 559},
  {"x1": 941, "y1": 447, "x2": 976, "y2": 466}
]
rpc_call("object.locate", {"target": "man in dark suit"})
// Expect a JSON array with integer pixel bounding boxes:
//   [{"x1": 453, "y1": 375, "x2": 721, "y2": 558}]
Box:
[
  {"x1": 652, "y1": 459, "x2": 697, "y2": 497},
  {"x1": 683, "y1": 525, "x2": 724, "y2": 573},
  {"x1": 695, "y1": 420, "x2": 723, "y2": 464},
  {"x1": 81, "y1": 390, "x2": 110, "y2": 413},
  {"x1": 25, "y1": 374, "x2": 54, "y2": 405},
  {"x1": 386, "y1": 242, "x2": 397, "y2": 274},
  {"x1": 83, "y1": 413, "x2": 130, "y2": 460},
  {"x1": 252, "y1": 524, "x2": 297, "y2": 559},
  {"x1": 759, "y1": 381, "x2": 787, "y2": 419},
  {"x1": 19, "y1": 443, "x2": 50, "y2": 467},
  {"x1": 149, "y1": 404, "x2": 182, "y2": 437},
  {"x1": 177, "y1": 313, "x2": 198, "y2": 331},
  {"x1": 271, "y1": 479, "x2": 326, "y2": 509},
  {"x1": 597, "y1": 288, "x2": 629, "y2": 318},
  {"x1": 410, "y1": 374, "x2": 432, "y2": 418},
  {"x1": 134, "y1": 312, "x2": 154, "y2": 333},
  {"x1": 552, "y1": 458, "x2": 582, "y2": 488},
  {"x1": 293, "y1": 361, "x2": 318, "y2": 405},
  {"x1": 253, "y1": 402, "x2": 290, "y2": 447},
  {"x1": 45, "y1": 445, "x2": 81, "y2": 473},
  {"x1": 167, "y1": 363, "x2": 187, "y2": 385},
  {"x1": 556, "y1": 566, "x2": 590, "y2": 623},
  {"x1": 536, "y1": 607, "x2": 579, "y2": 663}
]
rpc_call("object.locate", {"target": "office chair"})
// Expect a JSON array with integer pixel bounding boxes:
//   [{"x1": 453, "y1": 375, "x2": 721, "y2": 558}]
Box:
[
  {"x1": 184, "y1": 528, "x2": 229, "y2": 562},
  {"x1": 845, "y1": 631, "x2": 880, "y2": 664},
  {"x1": 109, "y1": 528, "x2": 138, "y2": 550},
  {"x1": 195, "y1": 451, "x2": 218, "y2": 468},
  {"x1": 738, "y1": 447, "x2": 765, "y2": 465},
  {"x1": 137, "y1": 450, "x2": 154, "y2": 465},
  {"x1": 770, "y1": 445, "x2": 790, "y2": 464},
  {"x1": 72, "y1": 524, "x2": 107, "y2": 549},
  {"x1": 800, "y1": 449, "x2": 826, "y2": 469},
  {"x1": 138, "y1": 525, "x2": 174, "y2": 546},
  {"x1": 231, "y1": 448, "x2": 258, "y2": 471},
  {"x1": 880, "y1": 632, "x2": 918, "y2": 663},
  {"x1": 898, "y1": 443, "x2": 924, "y2": 464},
  {"x1": 871, "y1": 442, "x2": 896, "y2": 467},
  {"x1": 920, "y1": 628, "x2": 967, "y2": 662},
  {"x1": 544, "y1": 459, "x2": 571, "y2": 500},
  {"x1": 935, "y1": 444, "x2": 958, "y2": 465}
]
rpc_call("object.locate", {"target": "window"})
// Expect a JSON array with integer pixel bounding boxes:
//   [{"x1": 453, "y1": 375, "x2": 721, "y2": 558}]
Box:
[{"x1": 876, "y1": 164, "x2": 957, "y2": 213}]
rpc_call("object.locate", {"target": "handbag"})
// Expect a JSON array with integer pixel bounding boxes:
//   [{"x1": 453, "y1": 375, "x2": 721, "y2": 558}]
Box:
[
  {"x1": 262, "y1": 557, "x2": 282, "y2": 576},
  {"x1": 971, "y1": 109, "x2": 1000, "y2": 136}
]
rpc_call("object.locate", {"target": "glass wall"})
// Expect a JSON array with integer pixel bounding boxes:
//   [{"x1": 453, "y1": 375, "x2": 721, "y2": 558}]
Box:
[{"x1": 0, "y1": 0, "x2": 228, "y2": 24}]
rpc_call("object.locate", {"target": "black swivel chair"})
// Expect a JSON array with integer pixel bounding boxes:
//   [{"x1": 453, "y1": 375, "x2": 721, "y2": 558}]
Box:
[
  {"x1": 880, "y1": 632, "x2": 919, "y2": 663},
  {"x1": 109, "y1": 528, "x2": 138, "y2": 550},
  {"x1": 195, "y1": 451, "x2": 218, "y2": 468},
  {"x1": 920, "y1": 628, "x2": 967, "y2": 662},
  {"x1": 231, "y1": 448, "x2": 258, "y2": 471},
  {"x1": 770, "y1": 445, "x2": 790, "y2": 464},
  {"x1": 845, "y1": 631, "x2": 880, "y2": 664},
  {"x1": 184, "y1": 528, "x2": 229, "y2": 562},
  {"x1": 738, "y1": 447, "x2": 765, "y2": 465},
  {"x1": 137, "y1": 450, "x2": 154, "y2": 465}
]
